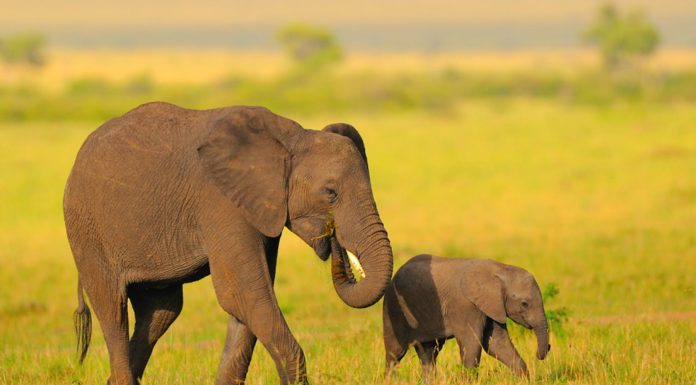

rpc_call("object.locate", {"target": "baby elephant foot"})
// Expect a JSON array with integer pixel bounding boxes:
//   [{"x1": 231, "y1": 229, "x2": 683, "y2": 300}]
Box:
[{"x1": 513, "y1": 364, "x2": 529, "y2": 379}]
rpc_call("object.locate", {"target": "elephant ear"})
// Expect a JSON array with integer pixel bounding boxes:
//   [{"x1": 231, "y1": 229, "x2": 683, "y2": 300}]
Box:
[
  {"x1": 460, "y1": 260, "x2": 507, "y2": 324},
  {"x1": 197, "y1": 110, "x2": 289, "y2": 237},
  {"x1": 322, "y1": 123, "x2": 368, "y2": 169}
]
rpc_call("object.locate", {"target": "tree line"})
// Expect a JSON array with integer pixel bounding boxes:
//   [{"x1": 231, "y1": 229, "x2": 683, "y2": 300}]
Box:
[{"x1": 0, "y1": 3, "x2": 662, "y2": 72}]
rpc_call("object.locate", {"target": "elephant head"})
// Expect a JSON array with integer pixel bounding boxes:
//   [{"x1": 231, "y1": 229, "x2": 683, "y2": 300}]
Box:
[
  {"x1": 461, "y1": 260, "x2": 550, "y2": 360},
  {"x1": 198, "y1": 107, "x2": 393, "y2": 308}
]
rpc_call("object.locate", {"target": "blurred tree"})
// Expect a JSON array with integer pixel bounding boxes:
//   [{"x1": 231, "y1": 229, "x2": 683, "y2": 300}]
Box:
[
  {"x1": 0, "y1": 33, "x2": 47, "y2": 66},
  {"x1": 276, "y1": 23, "x2": 342, "y2": 72},
  {"x1": 582, "y1": 3, "x2": 659, "y2": 70}
]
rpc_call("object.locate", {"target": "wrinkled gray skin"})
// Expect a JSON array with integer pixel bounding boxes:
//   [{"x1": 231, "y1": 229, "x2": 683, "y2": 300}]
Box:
[
  {"x1": 383, "y1": 255, "x2": 550, "y2": 382},
  {"x1": 64, "y1": 103, "x2": 393, "y2": 385}
]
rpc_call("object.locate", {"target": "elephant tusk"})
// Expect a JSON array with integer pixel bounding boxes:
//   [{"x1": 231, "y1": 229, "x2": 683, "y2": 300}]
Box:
[{"x1": 346, "y1": 250, "x2": 366, "y2": 278}]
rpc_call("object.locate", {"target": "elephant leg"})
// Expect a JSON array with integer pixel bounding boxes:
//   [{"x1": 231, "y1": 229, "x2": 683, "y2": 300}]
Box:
[
  {"x1": 214, "y1": 277, "x2": 305, "y2": 385},
  {"x1": 209, "y1": 233, "x2": 305, "y2": 385},
  {"x1": 382, "y1": 324, "x2": 407, "y2": 379},
  {"x1": 384, "y1": 347, "x2": 407, "y2": 383},
  {"x1": 127, "y1": 284, "x2": 183, "y2": 383},
  {"x1": 451, "y1": 333, "x2": 482, "y2": 383},
  {"x1": 483, "y1": 322, "x2": 528, "y2": 377},
  {"x1": 216, "y1": 317, "x2": 257, "y2": 385},
  {"x1": 216, "y1": 236, "x2": 279, "y2": 385},
  {"x1": 84, "y1": 281, "x2": 133, "y2": 385},
  {"x1": 414, "y1": 339, "x2": 445, "y2": 383},
  {"x1": 455, "y1": 333, "x2": 483, "y2": 369},
  {"x1": 452, "y1": 314, "x2": 487, "y2": 374}
]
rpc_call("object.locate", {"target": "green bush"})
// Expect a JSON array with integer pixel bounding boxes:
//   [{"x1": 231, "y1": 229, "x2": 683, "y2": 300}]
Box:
[
  {"x1": 583, "y1": 3, "x2": 660, "y2": 70},
  {"x1": 0, "y1": 33, "x2": 46, "y2": 66},
  {"x1": 542, "y1": 282, "x2": 571, "y2": 338},
  {"x1": 3, "y1": 66, "x2": 696, "y2": 121}
]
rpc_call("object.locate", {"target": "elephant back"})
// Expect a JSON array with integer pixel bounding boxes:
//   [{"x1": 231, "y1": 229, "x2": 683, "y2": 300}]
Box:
[{"x1": 63, "y1": 102, "x2": 209, "y2": 266}]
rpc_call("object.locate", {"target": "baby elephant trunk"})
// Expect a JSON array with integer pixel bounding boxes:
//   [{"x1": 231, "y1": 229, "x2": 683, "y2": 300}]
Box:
[{"x1": 534, "y1": 322, "x2": 550, "y2": 360}]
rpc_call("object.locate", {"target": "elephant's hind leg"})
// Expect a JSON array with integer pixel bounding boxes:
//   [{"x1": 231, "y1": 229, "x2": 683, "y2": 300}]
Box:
[
  {"x1": 216, "y1": 316, "x2": 257, "y2": 385},
  {"x1": 83, "y1": 280, "x2": 134, "y2": 385},
  {"x1": 414, "y1": 339, "x2": 445, "y2": 384},
  {"x1": 383, "y1": 337, "x2": 407, "y2": 380},
  {"x1": 382, "y1": 289, "x2": 409, "y2": 380},
  {"x1": 127, "y1": 284, "x2": 184, "y2": 383}
]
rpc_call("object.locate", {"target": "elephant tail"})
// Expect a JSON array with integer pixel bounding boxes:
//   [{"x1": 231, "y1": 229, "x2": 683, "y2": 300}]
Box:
[{"x1": 73, "y1": 278, "x2": 92, "y2": 364}]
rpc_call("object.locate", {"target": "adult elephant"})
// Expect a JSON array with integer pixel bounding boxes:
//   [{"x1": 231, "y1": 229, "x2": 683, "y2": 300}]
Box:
[{"x1": 64, "y1": 102, "x2": 393, "y2": 385}]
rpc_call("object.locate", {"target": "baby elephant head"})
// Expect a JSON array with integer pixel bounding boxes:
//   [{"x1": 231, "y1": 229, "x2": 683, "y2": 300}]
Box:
[{"x1": 462, "y1": 260, "x2": 551, "y2": 360}]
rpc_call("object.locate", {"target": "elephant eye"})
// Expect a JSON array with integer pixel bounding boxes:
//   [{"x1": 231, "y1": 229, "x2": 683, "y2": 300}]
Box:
[
  {"x1": 323, "y1": 187, "x2": 338, "y2": 202},
  {"x1": 521, "y1": 300, "x2": 529, "y2": 309}
]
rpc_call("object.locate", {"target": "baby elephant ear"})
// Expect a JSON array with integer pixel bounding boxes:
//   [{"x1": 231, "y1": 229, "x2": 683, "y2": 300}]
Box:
[
  {"x1": 322, "y1": 123, "x2": 368, "y2": 168},
  {"x1": 461, "y1": 260, "x2": 507, "y2": 324},
  {"x1": 198, "y1": 109, "x2": 289, "y2": 237}
]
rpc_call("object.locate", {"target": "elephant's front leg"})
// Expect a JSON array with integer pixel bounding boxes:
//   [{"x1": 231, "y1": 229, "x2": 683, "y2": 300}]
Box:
[
  {"x1": 216, "y1": 237, "x2": 280, "y2": 385},
  {"x1": 483, "y1": 322, "x2": 528, "y2": 377},
  {"x1": 209, "y1": 232, "x2": 306, "y2": 385}
]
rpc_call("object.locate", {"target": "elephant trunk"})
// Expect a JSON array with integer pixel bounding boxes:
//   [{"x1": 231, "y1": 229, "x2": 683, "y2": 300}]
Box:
[
  {"x1": 534, "y1": 321, "x2": 550, "y2": 360},
  {"x1": 330, "y1": 216, "x2": 393, "y2": 309}
]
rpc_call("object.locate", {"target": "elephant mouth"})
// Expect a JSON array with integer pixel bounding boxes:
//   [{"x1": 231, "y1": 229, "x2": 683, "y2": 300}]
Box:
[
  {"x1": 512, "y1": 314, "x2": 533, "y2": 330},
  {"x1": 310, "y1": 215, "x2": 335, "y2": 261},
  {"x1": 310, "y1": 221, "x2": 365, "y2": 279},
  {"x1": 313, "y1": 237, "x2": 332, "y2": 261},
  {"x1": 313, "y1": 236, "x2": 366, "y2": 279}
]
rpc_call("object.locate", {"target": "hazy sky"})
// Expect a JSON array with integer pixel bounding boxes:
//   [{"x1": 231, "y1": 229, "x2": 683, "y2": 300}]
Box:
[
  {"x1": 2, "y1": 0, "x2": 695, "y2": 49},
  {"x1": 3, "y1": 0, "x2": 695, "y2": 28}
]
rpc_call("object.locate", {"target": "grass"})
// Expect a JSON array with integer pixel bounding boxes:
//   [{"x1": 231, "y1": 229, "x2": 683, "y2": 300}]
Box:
[{"x1": 1, "y1": 99, "x2": 695, "y2": 384}]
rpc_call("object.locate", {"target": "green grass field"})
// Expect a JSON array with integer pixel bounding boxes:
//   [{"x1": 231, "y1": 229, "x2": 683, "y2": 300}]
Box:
[{"x1": 1, "y1": 99, "x2": 695, "y2": 384}]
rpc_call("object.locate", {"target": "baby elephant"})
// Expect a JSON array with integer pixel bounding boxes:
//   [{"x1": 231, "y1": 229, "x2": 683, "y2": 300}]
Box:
[{"x1": 383, "y1": 254, "x2": 550, "y2": 381}]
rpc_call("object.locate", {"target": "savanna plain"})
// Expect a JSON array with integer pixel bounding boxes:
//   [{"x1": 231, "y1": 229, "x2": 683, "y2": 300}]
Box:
[{"x1": 1, "y1": 50, "x2": 695, "y2": 384}]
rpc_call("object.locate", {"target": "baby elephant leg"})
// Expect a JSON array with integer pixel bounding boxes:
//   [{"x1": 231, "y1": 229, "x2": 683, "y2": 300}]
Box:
[
  {"x1": 383, "y1": 316, "x2": 408, "y2": 380},
  {"x1": 451, "y1": 333, "x2": 483, "y2": 383},
  {"x1": 455, "y1": 334, "x2": 483, "y2": 369},
  {"x1": 384, "y1": 341, "x2": 407, "y2": 380},
  {"x1": 483, "y1": 322, "x2": 529, "y2": 377},
  {"x1": 414, "y1": 339, "x2": 445, "y2": 384}
]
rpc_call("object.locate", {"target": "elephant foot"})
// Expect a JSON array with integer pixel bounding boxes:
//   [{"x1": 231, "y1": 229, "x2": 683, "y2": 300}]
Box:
[
  {"x1": 281, "y1": 372, "x2": 308, "y2": 385},
  {"x1": 106, "y1": 376, "x2": 137, "y2": 385}
]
